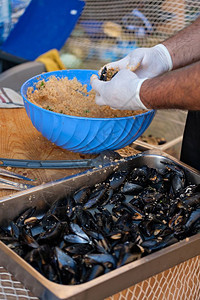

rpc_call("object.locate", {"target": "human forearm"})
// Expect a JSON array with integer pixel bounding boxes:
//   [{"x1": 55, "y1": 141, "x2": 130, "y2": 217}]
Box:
[
  {"x1": 163, "y1": 17, "x2": 200, "y2": 70},
  {"x1": 140, "y1": 61, "x2": 200, "y2": 110}
]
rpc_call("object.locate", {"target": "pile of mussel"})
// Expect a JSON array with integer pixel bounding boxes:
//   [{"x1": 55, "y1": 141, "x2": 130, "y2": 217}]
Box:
[{"x1": 0, "y1": 161, "x2": 200, "y2": 285}]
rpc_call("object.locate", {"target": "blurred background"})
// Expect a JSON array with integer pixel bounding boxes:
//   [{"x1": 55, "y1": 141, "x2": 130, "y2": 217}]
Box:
[
  {"x1": 62, "y1": 0, "x2": 200, "y2": 69},
  {"x1": 1, "y1": 0, "x2": 199, "y2": 69}
]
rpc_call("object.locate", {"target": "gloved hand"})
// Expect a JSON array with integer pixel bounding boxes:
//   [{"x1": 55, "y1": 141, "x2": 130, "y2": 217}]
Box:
[
  {"x1": 99, "y1": 44, "x2": 173, "y2": 79},
  {"x1": 91, "y1": 69, "x2": 147, "y2": 110}
]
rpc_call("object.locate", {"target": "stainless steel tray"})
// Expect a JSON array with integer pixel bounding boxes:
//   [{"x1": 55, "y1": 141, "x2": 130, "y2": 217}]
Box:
[{"x1": 0, "y1": 150, "x2": 200, "y2": 300}]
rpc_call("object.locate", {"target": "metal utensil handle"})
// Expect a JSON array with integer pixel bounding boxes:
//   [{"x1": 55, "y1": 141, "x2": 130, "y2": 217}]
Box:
[
  {"x1": 0, "y1": 158, "x2": 93, "y2": 169},
  {"x1": 0, "y1": 178, "x2": 34, "y2": 190},
  {"x1": 0, "y1": 168, "x2": 34, "y2": 181}
]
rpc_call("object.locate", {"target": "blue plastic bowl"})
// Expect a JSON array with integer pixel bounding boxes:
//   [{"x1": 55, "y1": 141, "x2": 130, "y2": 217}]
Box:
[{"x1": 21, "y1": 70, "x2": 155, "y2": 154}]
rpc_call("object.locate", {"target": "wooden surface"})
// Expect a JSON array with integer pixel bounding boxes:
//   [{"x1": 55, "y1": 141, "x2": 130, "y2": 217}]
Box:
[
  {"x1": 0, "y1": 108, "x2": 139, "y2": 199},
  {"x1": 0, "y1": 108, "x2": 96, "y2": 199}
]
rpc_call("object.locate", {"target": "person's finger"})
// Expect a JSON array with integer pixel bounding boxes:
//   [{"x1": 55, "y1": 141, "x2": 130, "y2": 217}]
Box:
[
  {"x1": 129, "y1": 62, "x2": 141, "y2": 72},
  {"x1": 129, "y1": 54, "x2": 143, "y2": 72},
  {"x1": 90, "y1": 74, "x2": 98, "y2": 83},
  {"x1": 90, "y1": 74, "x2": 105, "y2": 93},
  {"x1": 91, "y1": 75, "x2": 108, "y2": 106},
  {"x1": 107, "y1": 57, "x2": 129, "y2": 70}
]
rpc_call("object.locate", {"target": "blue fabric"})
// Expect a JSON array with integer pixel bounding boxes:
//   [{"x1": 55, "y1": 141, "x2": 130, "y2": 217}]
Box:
[
  {"x1": 0, "y1": 0, "x2": 12, "y2": 45},
  {"x1": 1, "y1": 0, "x2": 85, "y2": 60},
  {"x1": 11, "y1": 0, "x2": 31, "y2": 28}
]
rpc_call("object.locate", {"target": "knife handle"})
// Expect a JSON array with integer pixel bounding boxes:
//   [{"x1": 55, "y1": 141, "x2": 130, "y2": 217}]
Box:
[{"x1": 0, "y1": 158, "x2": 92, "y2": 169}]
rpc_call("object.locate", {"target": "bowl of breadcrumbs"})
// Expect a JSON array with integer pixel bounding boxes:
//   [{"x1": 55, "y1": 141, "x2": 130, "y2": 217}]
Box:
[{"x1": 21, "y1": 69, "x2": 155, "y2": 154}]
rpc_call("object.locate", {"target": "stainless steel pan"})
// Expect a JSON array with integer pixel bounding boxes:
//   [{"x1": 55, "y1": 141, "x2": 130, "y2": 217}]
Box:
[{"x1": 0, "y1": 149, "x2": 199, "y2": 300}]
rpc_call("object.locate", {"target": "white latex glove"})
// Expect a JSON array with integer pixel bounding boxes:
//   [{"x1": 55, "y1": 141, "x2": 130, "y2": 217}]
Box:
[
  {"x1": 91, "y1": 69, "x2": 147, "y2": 111},
  {"x1": 100, "y1": 44, "x2": 173, "y2": 79}
]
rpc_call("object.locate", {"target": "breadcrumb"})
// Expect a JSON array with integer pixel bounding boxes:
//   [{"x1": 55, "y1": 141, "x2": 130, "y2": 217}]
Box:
[{"x1": 27, "y1": 76, "x2": 146, "y2": 118}]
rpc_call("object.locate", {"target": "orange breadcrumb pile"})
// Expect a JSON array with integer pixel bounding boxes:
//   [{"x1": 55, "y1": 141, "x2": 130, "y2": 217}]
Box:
[{"x1": 27, "y1": 76, "x2": 145, "y2": 118}]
